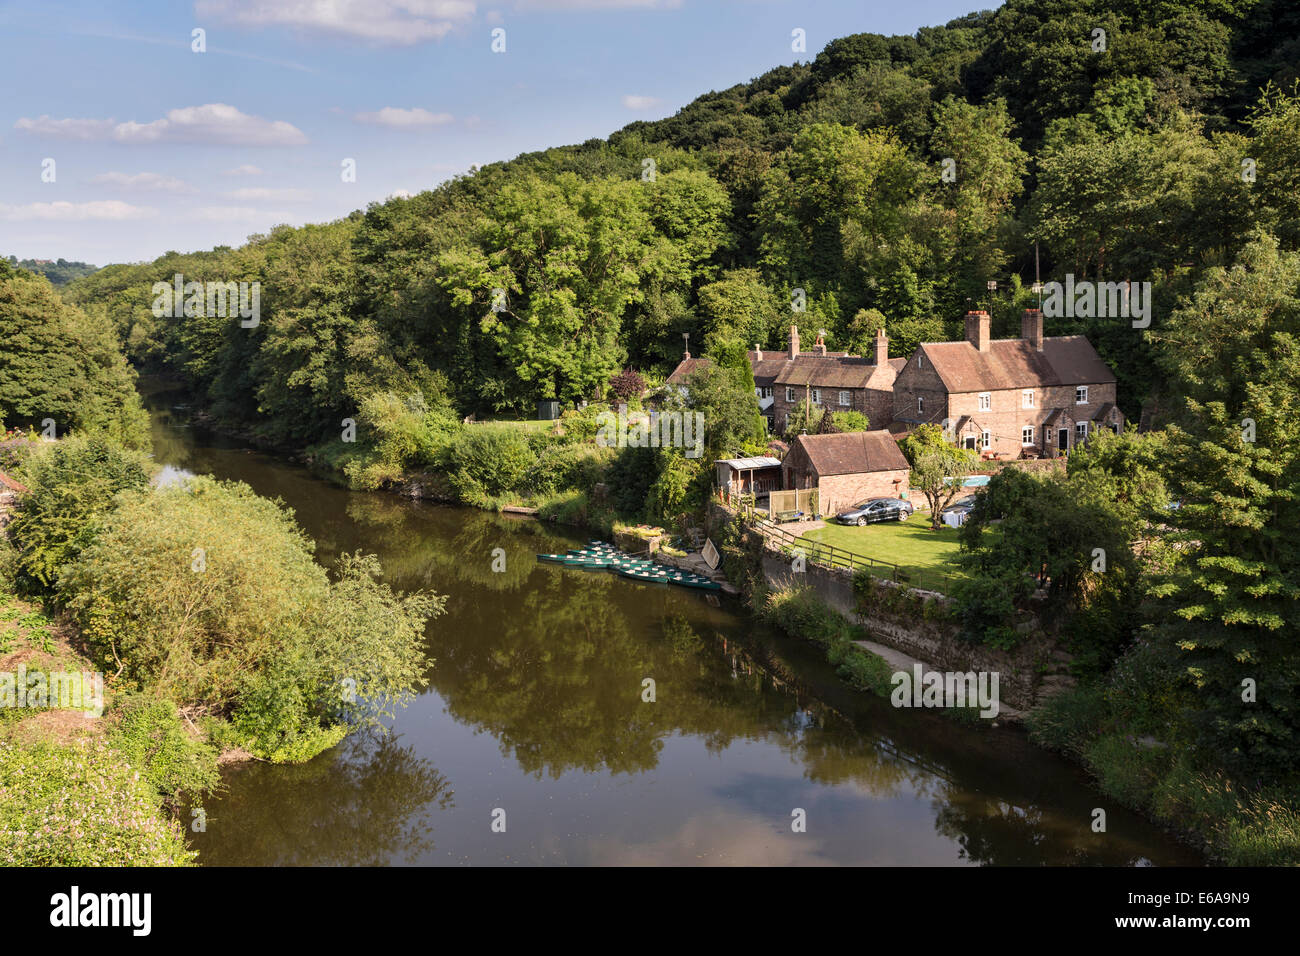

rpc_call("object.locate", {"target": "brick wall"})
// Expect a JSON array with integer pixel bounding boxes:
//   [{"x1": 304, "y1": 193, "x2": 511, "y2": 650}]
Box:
[
  {"x1": 817, "y1": 469, "x2": 910, "y2": 517},
  {"x1": 891, "y1": 352, "x2": 950, "y2": 429},
  {"x1": 948, "y1": 382, "x2": 1119, "y2": 458},
  {"x1": 772, "y1": 385, "x2": 874, "y2": 431}
]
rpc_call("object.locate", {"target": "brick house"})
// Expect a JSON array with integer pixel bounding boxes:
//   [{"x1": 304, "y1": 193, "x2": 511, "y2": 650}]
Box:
[
  {"x1": 891, "y1": 309, "x2": 1124, "y2": 459},
  {"x1": 755, "y1": 326, "x2": 903, "y2": 432},
  {"x1": 666, "y1": 326, "x2": 902, "y2": 433},
  {"x1": 781, "y1": 430, "x2": 911, "y2": 517}
]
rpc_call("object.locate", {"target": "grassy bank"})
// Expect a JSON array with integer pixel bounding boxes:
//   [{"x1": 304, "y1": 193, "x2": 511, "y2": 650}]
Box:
[{"x1": 1028, "y1": 682, "x2": 1300, "y2": 865}]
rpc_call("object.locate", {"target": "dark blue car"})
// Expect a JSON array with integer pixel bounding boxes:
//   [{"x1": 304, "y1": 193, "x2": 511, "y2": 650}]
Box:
[{"x1": 834, "y1": 497, "x2": 914, "y2": 526}]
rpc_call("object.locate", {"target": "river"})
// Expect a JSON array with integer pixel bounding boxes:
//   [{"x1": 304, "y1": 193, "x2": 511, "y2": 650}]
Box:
[{"x1": 142, "y1": 383, "x2": 1201, "y2": 866}]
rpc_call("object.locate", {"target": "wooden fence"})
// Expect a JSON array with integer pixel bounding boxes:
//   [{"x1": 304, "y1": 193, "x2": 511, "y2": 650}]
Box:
[
  {"x1": 750, "y1": 516, "x2": 954, "y2": 595},
  {"x1": 766, "y1": 488, "x2": 818, "y2": 519}
]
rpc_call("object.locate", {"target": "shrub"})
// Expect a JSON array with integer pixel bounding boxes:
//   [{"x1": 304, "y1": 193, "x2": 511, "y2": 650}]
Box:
[
  {"x1": 59, "y1": 479, "x2": 442, "y2": 762},
  {"x1": 1025, "y1": 684, "x2": 1109, "y2": 757},
  {"x1": 6, "y1": 435, "x2": 150, "y2": 592},
  {"x1": 1082, "y1": 732, "x2": 1169, "y2": 809},
  {"x1": 0, "y1": 738, "x2": 194, "y2": 866},
  {"x1": 450, "y1": 427, "x2": 536, "y2": 504},
  {"x1": 107, "y1": 695, "x2": 221, "y2": 804}
]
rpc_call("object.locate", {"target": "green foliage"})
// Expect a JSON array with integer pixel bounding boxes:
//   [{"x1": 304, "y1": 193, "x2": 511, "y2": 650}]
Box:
[
  {"x1": 901, "y1": 424, "x2": 979, "y2": 529},
  {"x1": 58, "y1": 478, "x2": 441, "y2": 762},
  {"x1": 6, "y1": 435, "x2": 151, "y2": 592},
  {"x1": 0, "y1": 739, "x2": 194, "y2": 866},
  {"x1": 0, "y1": 269, "x2": 148, "y2": 449},
  {"x1": 449, "y1": 426, "x2": 537, "y2": 505},
  {"x1": 107, "y1": 695, "x2": 221, "y2": 804}
]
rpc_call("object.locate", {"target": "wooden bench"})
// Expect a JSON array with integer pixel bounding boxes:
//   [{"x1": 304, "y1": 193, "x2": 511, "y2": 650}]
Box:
[{"x1": 774, "y1": 510, "x2": 804, "y2": 523}]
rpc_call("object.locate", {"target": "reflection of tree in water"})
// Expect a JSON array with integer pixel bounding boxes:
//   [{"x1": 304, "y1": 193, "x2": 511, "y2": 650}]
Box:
[
  {"x1": 187, "y1": 730, "x2": 451, "y2": 866},
  {"x1": 930, "y1": 788, "x2": 1171, "y2": 866},
  {"x1": 343, "y1": 494, "x2": 556, "y2": 592},
  {"x1": 433, "y1": 580, "x2": 809, "y2": 778}
]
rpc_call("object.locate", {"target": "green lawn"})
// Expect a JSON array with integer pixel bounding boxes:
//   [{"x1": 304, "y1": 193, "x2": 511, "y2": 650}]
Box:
[{"x1": 800, "y1": 518, "x2": 966, "y2": 592}]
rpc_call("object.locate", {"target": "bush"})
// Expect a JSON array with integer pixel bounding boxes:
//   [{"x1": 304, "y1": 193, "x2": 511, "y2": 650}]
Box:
[
  {"x1": 0, "y1": 739, "x2": 194, "y2": 865},
  {"x1": 450, "y1": 427, "x2": 536, "y2": 504},
  {"x1": 6, "y1": 435, "x2": 150, "y2": 592},
  {"x1": 1025, "y1": 684, "x2": 1109, "y2": 757},
  {"x1": 107, "y1": 695, "x2": 221, "y2": 804},
  {"x1": 59, "y1": 479, "x2": 442, "y2": 762},
  {"x1": 1083, "y1": 733, "x2": 1169, "y2": 809}
]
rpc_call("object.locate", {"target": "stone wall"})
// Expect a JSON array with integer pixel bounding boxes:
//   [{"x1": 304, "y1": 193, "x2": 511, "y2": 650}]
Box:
[{"x1": 758, "y1": 538, "x2": 1055, "y2": 712}]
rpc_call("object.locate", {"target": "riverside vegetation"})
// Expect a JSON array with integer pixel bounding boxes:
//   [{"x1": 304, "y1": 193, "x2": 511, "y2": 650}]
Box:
[{"x1": 4, "y1": 0, "x2": 1300, "y2": 864}]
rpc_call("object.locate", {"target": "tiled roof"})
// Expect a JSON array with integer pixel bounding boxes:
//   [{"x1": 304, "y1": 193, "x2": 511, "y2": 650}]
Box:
[
  {"x1": 918, "y1": 336, "x2": 1115, "y2": 394},
  {"x1": 666, "y1": 357, "x2": 712, "y2": 385},
  {"x1": 791, "y1": 430, "x2": 909, "y2": 477}
]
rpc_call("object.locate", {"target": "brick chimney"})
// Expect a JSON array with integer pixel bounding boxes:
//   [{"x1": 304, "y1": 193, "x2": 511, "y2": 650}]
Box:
[
  {"x1": 1021, "y1": 308, "x2": 1044, "y2": 351},
  {"x1": 788, "y1": 325, "x2": 800, "y2": 359},
  {"x1": 812, "y1": 332, "x2": 827, "y2": 356},
  {"x1": 874, "y1": 327, "x2": 888, "y2": 366},
  {"x1": 754, "y1": 343, "x2": 763, "y2": 361},
  {"x1": 964, "y1": 310, "x2": 990, "y2": 353}
]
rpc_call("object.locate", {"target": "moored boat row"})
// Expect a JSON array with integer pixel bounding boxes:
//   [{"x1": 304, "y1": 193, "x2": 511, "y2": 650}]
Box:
[{"x1": 536, "y1": 541, "x2": 722, "y2": 591}]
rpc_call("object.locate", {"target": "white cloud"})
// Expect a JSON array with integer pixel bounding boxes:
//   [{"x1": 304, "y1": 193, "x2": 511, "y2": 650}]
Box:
[
  {"x1": 195, "y1": 0, "x2": 476, "y2": 45},
  {"x1": 621, "y1": 95, "x2": 662, "y2": 110},
  {"x1": 14, "y1": 105, "x2": 307, "y2": 146},
  {"x1": 224, "y1": 164, "x2": 264, "y2": 176},
  {"x1": 0, "y1": 201, "x2": 157, "y2": 221},
  {"x1": 354, "y1": 107, "x2": 454, "y2": 128},
  {"x1": 13, "y1": 116, "x2": 116, "y2": 140},
  {"x1": 113, "y1": 104, "x2": 308, "y2": 146},
  {"x1": 224, "y1": 187, "x2": 313, "y2": 201},
  {"x1": 91, "y1": 171, "x2": 195, "y2": 193}
]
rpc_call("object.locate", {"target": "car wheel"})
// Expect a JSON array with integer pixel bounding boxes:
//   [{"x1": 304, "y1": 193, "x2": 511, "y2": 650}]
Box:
[
  {"x1": 856, "y1": 517, "x2": 866, "y2": 527},
  {"x1": 897, "y1": 510, "x2": 908, "y2": 521}
]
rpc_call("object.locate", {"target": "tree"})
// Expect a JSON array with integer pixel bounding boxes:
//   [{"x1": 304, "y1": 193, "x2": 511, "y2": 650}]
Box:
[{"x1": 900, "y1": 424, "x2": 979, "y2": 529}]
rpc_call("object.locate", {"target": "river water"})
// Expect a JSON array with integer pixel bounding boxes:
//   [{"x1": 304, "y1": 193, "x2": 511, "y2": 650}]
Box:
[{"x1": 142, "y1": 385, "x2": 1201, "y2": 866}]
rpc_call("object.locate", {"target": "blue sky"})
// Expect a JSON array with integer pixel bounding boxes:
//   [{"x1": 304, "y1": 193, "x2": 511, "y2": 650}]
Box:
[{"x1": 1, "y1": 0, "x2": 990, "y2": 265}]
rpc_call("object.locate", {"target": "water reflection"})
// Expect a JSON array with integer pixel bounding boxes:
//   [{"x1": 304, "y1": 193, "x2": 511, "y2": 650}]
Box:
[{"x1": 137, "y1": 383, "x2": 1200, "y2": 866}]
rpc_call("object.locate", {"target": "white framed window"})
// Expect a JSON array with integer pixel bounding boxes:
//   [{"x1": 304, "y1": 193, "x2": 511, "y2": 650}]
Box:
[
  {"x1": 811, "y1": 388, "x2": 821, "y2": 405},
  {"x1": 838, "y1": 390, "x2": 850, "y2": 406},
  {"x1": 978, "y1": 392, "x2": 991, "y2": 411},
  {"x1": 981, "y1": 430, "x2": 991, "y2": 450},
  {"x1": 1076, "y1": 386, "x2": 1088, "y2": 405},
  {"x1": 917, "y1": 396, "x2": 924, "y2": 415},
  {"x1": 785, "y1": 387, "x2": 795, "y2": 402},
  {"x1": 1022, "y1": 426, "x2": 1034, "y2": 446},
  {"x1": 1022, "y1": 389, "x2": 1034, "y2": 409},
  {"x1": 1076, "y1": 421, "x2": 1089, "y2": 440},
  {"x1": 917, "y1": 354, "x2": 924, "y2": 369},
  {"x1": 759, "y1": 386, "x2": 772, "y2": 399}
]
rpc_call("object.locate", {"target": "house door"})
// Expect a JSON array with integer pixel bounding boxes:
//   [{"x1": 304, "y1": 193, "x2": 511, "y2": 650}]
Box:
[{"x1": 1058, "y1": 428, "x2": 1069, "y2": 451}]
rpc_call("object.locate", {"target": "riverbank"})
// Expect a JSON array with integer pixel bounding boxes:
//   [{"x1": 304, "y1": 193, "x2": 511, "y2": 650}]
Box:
[{"x1": 146, "y1": 393, "x2": 1295, "y2": 865}]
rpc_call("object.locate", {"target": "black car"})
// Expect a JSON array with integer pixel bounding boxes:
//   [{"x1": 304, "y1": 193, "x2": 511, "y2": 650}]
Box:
[{"x1": 834, "y1": 497, "x2": 914, "y2": 526}]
